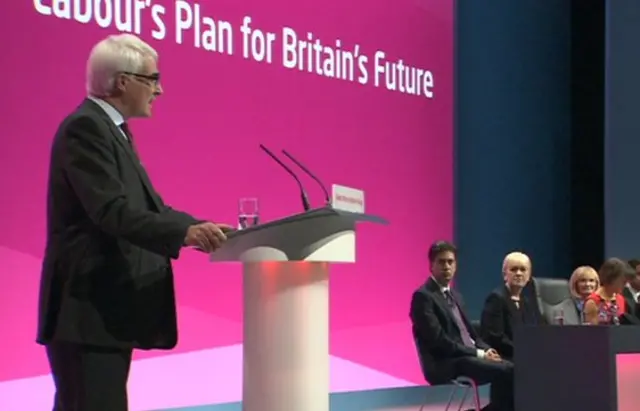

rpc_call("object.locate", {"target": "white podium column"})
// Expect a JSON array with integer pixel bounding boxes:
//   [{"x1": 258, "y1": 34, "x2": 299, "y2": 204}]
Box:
[{"x1": 242, "y1": 261, "x2": 330, "y2": 411}]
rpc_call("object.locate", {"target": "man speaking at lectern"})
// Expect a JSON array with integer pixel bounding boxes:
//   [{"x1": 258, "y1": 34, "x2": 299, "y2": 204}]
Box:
[{"x1": 37, "y1": 34, "x2": 231, "y2": 411}]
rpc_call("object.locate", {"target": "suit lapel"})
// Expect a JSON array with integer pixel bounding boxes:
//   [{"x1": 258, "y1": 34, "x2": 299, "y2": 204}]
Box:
[
  {"x1": 621, "y1": 288, "x2": 637, "y2": 315},
  {"x1": 530, "y1": 277, "x2": 544, "y2": 315},
  {"x1": 501, "y1": 286, "x2": 517, "y2": 321},
  {"x1": 83, "y1": 99, "x2": 163, "y2": 210},
  {"x1": 451, "y1": 289, "x2": 474, "y2": 333},
  {"x1": 425, "y1": 279, "x2": 464, "y2": 334}
]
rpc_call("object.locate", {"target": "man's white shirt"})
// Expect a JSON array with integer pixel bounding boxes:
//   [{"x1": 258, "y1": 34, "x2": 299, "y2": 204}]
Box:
[{"x1": 87, "y1": 96, "x2": 129, "y2": 142}]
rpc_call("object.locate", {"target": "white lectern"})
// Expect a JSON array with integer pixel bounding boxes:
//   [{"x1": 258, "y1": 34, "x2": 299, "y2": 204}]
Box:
[{"x1": 210, "y1": 206, "x2": 387, "y2": 411}]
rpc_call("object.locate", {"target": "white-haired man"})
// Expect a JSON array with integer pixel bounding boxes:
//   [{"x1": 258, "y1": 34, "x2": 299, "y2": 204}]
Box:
[{"x1": 37, "y1": 34, "x2": 231, "y2": 411}]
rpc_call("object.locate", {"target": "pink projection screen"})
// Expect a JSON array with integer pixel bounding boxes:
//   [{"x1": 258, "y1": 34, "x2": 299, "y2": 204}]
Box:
[
  {"x1": 0, "y1": 1, "x2": 453, "y2": 410},
  {"x1": 616, "y1": 354, "x2": 640, "y2": 411}
]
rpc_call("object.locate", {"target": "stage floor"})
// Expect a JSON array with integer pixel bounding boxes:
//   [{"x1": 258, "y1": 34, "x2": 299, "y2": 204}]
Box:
[
  {"x1": 154, "y1": 385, "x2": 490, "y2": 411},
  {"x1": 0, "y1": 343, "x2": 489, "y2": 411}
]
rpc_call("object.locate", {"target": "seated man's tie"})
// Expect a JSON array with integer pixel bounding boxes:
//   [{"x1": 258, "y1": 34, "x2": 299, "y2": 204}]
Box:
[{"x1": 444, "y1": 290, "x2": 475, "y2": 347}]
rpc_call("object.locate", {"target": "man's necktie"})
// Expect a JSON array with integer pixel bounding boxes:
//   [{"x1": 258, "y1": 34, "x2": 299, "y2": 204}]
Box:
[
  {"x1": 443, "y1": 290, "x2": 475, "y2": 347},
  {"x1": 120, "y1": 122, "x2": 138, "y2": 153}
]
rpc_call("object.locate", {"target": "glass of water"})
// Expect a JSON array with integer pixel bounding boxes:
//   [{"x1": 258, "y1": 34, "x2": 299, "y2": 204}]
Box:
[
  {"x1": 238, "y1": 198, "x2": 259, "y2": 229},
  {"x1": 553, "y1": 308, "x2": 565, "y2": 325}
]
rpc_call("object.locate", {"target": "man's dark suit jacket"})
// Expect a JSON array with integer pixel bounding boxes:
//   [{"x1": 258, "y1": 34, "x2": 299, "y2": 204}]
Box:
[
  {"x1": 37, "y1": 99, "x2": 199, "y2": 350},
  {"x1": 410, "y1": 278, "x2": 490, "y2": 384},
  {"x1": 479, "y1": 285, "x2": 543, "y2": 360},
  {"x1": 622, "y1": 287, "x2": 640, "y2": 319}
]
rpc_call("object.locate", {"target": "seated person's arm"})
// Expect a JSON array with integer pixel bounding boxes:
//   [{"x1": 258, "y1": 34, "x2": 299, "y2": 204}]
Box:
[
  {"x1": 523, "y1": 280, "x2": 543, "y2": 317},
  {"x1": 542, "y1": 301, "x2": 559, "y2": 325},
  {"x1": 473, "y1": 331, "x2": 491, "y2": 351},
  {"x1": 457, "y1": 297, "x2": 490, "y2": 350},
  {"x1": 410, "y1": 291, "x2": 479, "y2": 358},
  {"x1": 480, "y1": 293, "x2": 512, "y2": 356},
  {"x1": 583, "y1": 299, "x2": 599, "y2": 325},
  {"x1": 530, "y1": 297, "x2": 547, "y2": 324}
]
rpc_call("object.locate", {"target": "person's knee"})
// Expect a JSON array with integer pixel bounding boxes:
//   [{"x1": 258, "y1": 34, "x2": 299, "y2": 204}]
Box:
[
  {"x1": 501, "y1": 360, "x2": 514, "y2": 373},
  {"x1": 493, "y1": 361, "x2": 514, "y2": 383}
]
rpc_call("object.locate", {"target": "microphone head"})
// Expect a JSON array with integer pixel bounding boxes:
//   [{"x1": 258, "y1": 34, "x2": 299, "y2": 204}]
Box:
[{"x1": 300, "y1": 191, "x2": 311, "y2": 211}]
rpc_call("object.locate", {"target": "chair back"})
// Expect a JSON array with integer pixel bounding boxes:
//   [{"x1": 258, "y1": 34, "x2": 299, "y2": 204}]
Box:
[{"x1": 533, "y1": 277, "x2": 571, "y2": 305}]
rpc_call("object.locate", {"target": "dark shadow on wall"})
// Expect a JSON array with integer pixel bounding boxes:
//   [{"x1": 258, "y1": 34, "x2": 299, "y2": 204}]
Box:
[{"x1": 454, "y1": 0, "x2": 605, "y2": 317}]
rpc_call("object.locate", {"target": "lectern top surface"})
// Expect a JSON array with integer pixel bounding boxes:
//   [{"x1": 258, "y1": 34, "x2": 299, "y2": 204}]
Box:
[{"x1": 226, "y1": 206, "x2": 387, "y2": 240}]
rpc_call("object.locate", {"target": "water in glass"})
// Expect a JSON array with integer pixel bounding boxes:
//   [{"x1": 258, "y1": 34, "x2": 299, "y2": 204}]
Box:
[{"x1": 238, "y1": 198, "x2": 259, "y2": 229}]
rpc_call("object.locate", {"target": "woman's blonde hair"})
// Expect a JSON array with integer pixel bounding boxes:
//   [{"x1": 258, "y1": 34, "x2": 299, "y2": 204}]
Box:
[{"x1": 569, "y1": 265, "x2": 600, "y2": 298}]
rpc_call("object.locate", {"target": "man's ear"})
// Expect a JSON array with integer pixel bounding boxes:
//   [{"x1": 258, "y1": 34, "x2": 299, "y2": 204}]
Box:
[{"x1": 114, "y1": 73, "x2": 127, "y2": 93}]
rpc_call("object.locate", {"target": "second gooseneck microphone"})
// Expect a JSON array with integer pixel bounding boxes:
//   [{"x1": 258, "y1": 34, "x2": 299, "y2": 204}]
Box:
[
  {"x1": 281, "y1": 149, "x2": 331, "y2": 206},
  {"x1": 259, "y1": 144, "x2": 311, "y2": 212}
]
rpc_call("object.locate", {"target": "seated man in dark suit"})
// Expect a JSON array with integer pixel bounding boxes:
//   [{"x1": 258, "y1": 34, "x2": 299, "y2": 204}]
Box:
[
  {"x1": 410, "y1": 241, "x2": 514, "y2": 411},
  {"x1": 623, "y1": 259, "x2": 640, "y2": 319}
]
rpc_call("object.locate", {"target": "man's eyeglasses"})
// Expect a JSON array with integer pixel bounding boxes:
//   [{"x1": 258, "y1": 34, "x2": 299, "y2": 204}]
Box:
[{"x1": 121, "y1": 71, "x2": 161, "y2": 86}]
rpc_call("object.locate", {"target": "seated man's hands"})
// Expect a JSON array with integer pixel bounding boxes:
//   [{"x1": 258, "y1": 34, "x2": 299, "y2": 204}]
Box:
[
  {"x1": 184, "y1": 222, "x2": 231, "y2": 252},
  {"x1": 485, "y1": 348, "x2": 502, "y2": 362}
]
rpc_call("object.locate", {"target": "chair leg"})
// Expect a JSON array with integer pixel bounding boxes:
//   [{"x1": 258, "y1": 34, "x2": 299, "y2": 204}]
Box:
[
  {"x1": 455, "y1": 386, "x2": 471, "y2": 411},
  {"x1": 418, "y1": 396, "x2": 426, "y2": 411},
  {"x1": 419, "y1": 386, "x2": 434, "y2": 411},
  {"x1": 447, "y1": 376, "x2": 480, "y2": 411},
  {"x1": 471, "y1": 380, "x2": 481, "y2": 411},
  {"x1": 443, "y1": 384, "x2": 459, "y2": 411}
]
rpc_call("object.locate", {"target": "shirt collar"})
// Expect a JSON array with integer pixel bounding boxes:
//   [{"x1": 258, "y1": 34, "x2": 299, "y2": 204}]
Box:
[
  {"x1": 430, "y1": 277, "x2": 450, "y2": 294},
  {"x1": 88, "y1": 96, "x2": 125, "y2": 127}
]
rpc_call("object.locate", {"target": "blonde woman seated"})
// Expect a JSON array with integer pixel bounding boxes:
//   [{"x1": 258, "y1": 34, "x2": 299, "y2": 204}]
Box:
[
  {"x1": 583, "y1": 258, "x2": 630, "y2": 325},
  {"x1": 544, "y1": 266, "x2": 599, "y2": 325},
  {"x1": 480, "y1": 252, "x2": 542, "y2": 360}
]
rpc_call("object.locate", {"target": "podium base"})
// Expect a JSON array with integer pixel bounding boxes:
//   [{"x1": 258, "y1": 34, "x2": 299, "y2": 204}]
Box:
[{"x1": 242, "y1": 261, "x2": 330, "y2": 411}]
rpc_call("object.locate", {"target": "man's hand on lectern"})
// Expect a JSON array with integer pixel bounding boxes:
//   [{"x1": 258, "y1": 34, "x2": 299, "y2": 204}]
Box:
[
  {"x1": 184, "y1": 222, "x2": 228, "y2": 252},
  {"x1": 216, "y1": 223, "x2": 236, "y2": 233}
]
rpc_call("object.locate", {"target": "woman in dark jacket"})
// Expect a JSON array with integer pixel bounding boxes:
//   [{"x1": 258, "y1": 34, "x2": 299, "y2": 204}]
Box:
[{"x1": 480, "y1": 252, "x2": 543, "y2": 360}]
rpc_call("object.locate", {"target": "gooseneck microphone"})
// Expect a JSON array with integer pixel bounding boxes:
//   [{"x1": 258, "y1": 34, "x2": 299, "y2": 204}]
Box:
[
  {"x1": 281, "y1": 149, "x2": 331, "y2": 206},
  {"x1": 259, "y1": 144, "x2": 311, "y2": 211}
]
